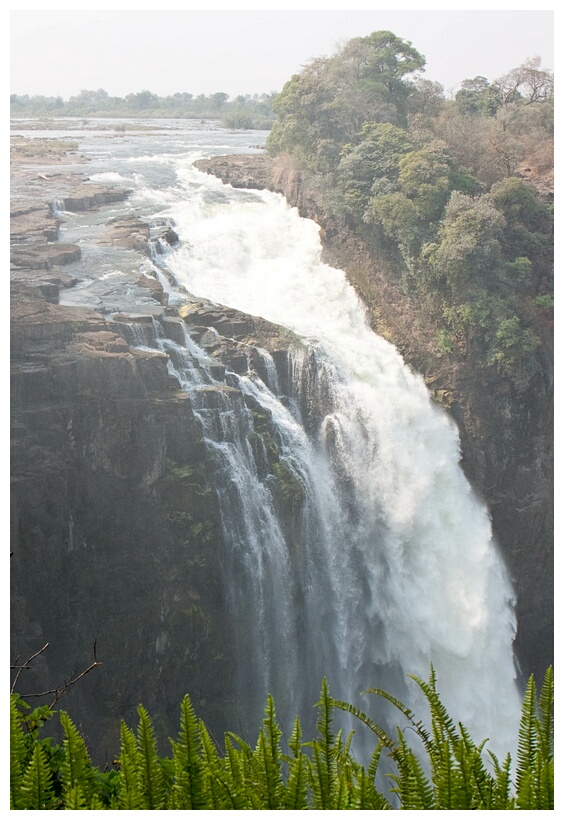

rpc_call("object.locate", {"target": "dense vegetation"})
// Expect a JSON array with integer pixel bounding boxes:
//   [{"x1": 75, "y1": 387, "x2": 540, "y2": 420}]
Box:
[
  {"x1": 10, "y1": 89, "x2": 276, "y2": 129},
  {"x1": 11, "y1": 667, "x2": 553, "y2": 809},
  {"x1": 267, "y1": 32, "x2": 553, "y2": 392}
]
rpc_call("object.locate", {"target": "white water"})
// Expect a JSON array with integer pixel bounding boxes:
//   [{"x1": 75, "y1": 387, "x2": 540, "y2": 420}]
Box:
[{"x1": 142, "y1": 157, "x2": 522, "y2": 756}]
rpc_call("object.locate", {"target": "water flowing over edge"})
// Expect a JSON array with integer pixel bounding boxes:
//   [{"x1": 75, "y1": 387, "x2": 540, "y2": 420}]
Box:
[{"x1": 114, "y1": 153, "x2": 521, "y2": 757}]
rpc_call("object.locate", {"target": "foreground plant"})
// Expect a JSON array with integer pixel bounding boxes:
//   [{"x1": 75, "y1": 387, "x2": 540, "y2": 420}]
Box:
[{"x1": 10, "y1": 666, "x2": 553, "y2": 810}]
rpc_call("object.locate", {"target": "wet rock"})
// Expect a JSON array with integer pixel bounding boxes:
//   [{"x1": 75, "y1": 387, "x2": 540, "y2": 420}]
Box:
[
  {"x1": 62, "y1": 185, "x2": 133, "y2": 212},
  {"x1": 10, "y1": 268, "x2": 78, "y2": 304},
  {"x1": 11, "y1": 242, "x2": 81, "y2": 270},
  {"x1": 10, "y1": 207, "x2": 60, "y2": 243},
  {"x1": 101, "y1": 215, "x2": 151, "y2": 253},
  {"x1": 194, "y1": 154, "x2": 281, "y2": 193}
]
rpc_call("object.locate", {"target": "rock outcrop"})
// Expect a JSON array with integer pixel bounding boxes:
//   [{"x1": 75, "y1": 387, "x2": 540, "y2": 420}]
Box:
[{"x1": 195, "y1": 153, "x2": 554, "y2": 686}]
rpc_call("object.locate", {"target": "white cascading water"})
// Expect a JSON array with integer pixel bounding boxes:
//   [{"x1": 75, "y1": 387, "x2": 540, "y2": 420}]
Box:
[{"x1": 129, "y1": 156, "x2": 521, "y2": 757}]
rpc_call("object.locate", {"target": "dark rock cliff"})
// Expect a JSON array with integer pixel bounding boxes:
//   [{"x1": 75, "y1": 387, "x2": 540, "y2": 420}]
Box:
[
  {"x1": 9, "y1": 144, "x2": 299, "y2": 758},
  {"x1": 195, "y1": 154, "x2": 554, "y2": 686},
  {"x1": 11, "y1": 302, "x2": 297, "y2": 758}
]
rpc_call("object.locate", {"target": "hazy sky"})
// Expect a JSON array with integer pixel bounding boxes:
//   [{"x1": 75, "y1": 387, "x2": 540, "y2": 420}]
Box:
[{"x1": 10, "y1": 6, "x2": 554, "y2": 101}]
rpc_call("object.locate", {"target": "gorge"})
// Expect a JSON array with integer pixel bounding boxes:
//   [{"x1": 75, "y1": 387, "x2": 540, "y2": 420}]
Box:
[{"x1": 10, "y1": 123, "x2": 551, "y2": 763}]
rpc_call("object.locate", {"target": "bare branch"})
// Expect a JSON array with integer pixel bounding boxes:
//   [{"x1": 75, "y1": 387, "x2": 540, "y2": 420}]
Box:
[
  {"x1": 11, "y1": 641, "x2": 102, "y2": 709},
  {"x1": 10, "y1": 643, "x2": 50, "y2": 694}
]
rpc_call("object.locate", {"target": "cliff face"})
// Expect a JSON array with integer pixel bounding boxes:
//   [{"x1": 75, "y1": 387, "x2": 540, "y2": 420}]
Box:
[
  {"x1": 9, "y1": 143, "x2": 300, "y2": 757},
  {"x1": 196, "y1": 154, "x2": 554, "y2": 685},
  {"x1": 11, "y1": 296, "x2": 299, "y2": 757}
]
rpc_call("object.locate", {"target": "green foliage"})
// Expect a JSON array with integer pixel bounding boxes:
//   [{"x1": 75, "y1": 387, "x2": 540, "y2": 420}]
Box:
[
  {"x1": 10, "y1": 667, "x2": 553, "y2": 809},
  {"x1": 455, "y1": 76, "x2": 503, "y2": 117},
  {"x1": 334, "y1": 665, "x2": 554, "y2": 810},
  {"x1": 337, "y1": 122, "x2": 412, "y2": 219},
  {"x1": 534, "y1": 294, "x2": 553, "y2": 310},
  {"x1": 267, "y1": 30, "x2": 425, "y2": 170},
  {"x1": 492, "y1": 316, "x2": 540, "y2": 392},
  {"x1": 425, "y1": 191, "x2": 506, "y2": 293}
]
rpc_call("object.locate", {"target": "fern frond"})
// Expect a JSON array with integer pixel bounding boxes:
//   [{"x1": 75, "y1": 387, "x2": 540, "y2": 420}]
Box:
[
  {"x1": 200, "y1": 722, "x2": 231, "y2": 809},
  {"x1": 226, "y1": 730, "x2": 253, "y2": 758},
  {"x1": 391, "y1": 730, "x2": 435, "y2": 810},
  {"x1": 283, "y1": 716, "x2": 309, "y2": 809},
  {"x1": 518, "y1": 675, "x2": 537, "y2": 766},
  {"x1": 19, "y1": 741, "x2": 57, "y2": 810},
  {"x1": 351, "y1": 762, "x2": 393, "y2": 810},
  {"x1": 331, "y1": 697, "x2": 396, "y2": 752},
  {"x1": 62, "y1": 784, "x2": 88, "y2": 809},
  {"x1": 488, "y1": 751, "x2": 515, "y2": 809},
  {"x1": 136, "y1": 704, "x2": 166, "y2": 809},
  {"x1": 537, "y1": 665, "x2": 554, "y2": 758},
  {"x1": 224, "y1": 734, "x2": 253, "y2": 809},
  {"x1": 170, "y1": 694, "x2": 210, "y2": 809},
  {"x1": 408, "y1": 673, "x2": 461, "y2": 751},
  {"x1": 59, "y1": 710, "x2": 94, "y2": 804},
  {"x1": 117, "y1": 720, "x2": 143, "y2": 810},
  {"x1": 362, "y1": 684, "x2": 434, "y2": 752},
  {"x1": 309, "y1": 678, "x2": 338, "y2": 809},
  {"x1": 250, "y1": 697, "x2": 284, "y2": 809},
  {"x1": 10, "y1": 695, "x2": 28, "y2": 809}
]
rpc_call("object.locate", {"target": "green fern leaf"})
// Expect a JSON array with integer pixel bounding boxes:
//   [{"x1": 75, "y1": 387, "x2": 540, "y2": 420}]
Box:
[
  {"x1": 331, "y1": 697, "x2": 396, "y2": 752},
  {"x1": 117, "y1": 720, "x2": 143, "y2": 810},
  {"x1": 283, "y1": 716, "x2": 309, "y2": 809},
  {"x1": 62, "y1": 783, "x2": 88, "y2": 809},
  {"x1": 309, "y1": 678, "x2": 338, "y2": 809},
  {"x1": 136, "y1": 704, "x2": 166, "y2": 809},
  {"x1": 10, "y1": 695, "x2": 28, "y2": 809},
  {"x1": 59, "y1": 710, "x2": 94, "y2": 804},
  {"x1": 19, "y1": 742, "x2": 57, "y2": 810},
  {"x1": 200, "y1": 722, "x2": 231, "y2": 809},
  {"x1": 223, "y1": 735, "x2": 252, "y2": 809},
  {"x1": 249, "y1": 694, "x2": 284, "y2": 809},
  {"x1": 169, "y1": 694, "x2": 210, "y2": 809}
]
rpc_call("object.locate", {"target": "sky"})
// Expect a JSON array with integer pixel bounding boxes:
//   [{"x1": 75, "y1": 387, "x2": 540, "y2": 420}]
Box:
[{"x1": 9, "y1": 5, "x2": 555, "y2": 101}]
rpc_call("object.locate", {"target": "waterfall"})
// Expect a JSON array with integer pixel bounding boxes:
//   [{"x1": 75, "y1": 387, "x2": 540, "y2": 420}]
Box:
[
  {"x1": 131, "y1": 157, "x2": 521, "y2": 757},
  {"x1": 49, "y1": 198, "x2": 67, "y2": 216}
]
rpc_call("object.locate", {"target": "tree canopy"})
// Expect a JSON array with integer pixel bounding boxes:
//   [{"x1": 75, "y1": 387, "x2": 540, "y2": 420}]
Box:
[{"x1": 266, "y1": 31, "x2": 553, "y2": 392}]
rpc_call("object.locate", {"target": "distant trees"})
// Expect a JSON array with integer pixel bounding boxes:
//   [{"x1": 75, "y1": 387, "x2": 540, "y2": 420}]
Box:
[{"x1": 10, "y1": 89, "x2": 277, "y2": 129}]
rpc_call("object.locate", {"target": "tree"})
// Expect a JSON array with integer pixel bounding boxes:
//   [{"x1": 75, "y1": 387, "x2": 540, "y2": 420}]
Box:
[
  {"x1": 495, "y1": 57, "x2": 554, "y2": 107},
  {"x1": 455, "y1": 76, "x2": 502, "y2": 116},
  {"x1": 336, "y1": 122, "x2": 412, "y2": 218},
  {"x1": 424, "y1": 191, "x2": 506, "y2": 294},
  {"x1": 490, "y1": 177, "x2": 552, "y2": 286},
  {"x1": 267, "y1": 30, "x2": 425, "y2": 169},
  {"x1": 125, "y1": 90, "x2": 160, "y2": 111},
  {"x1": 210, "y1": 92, "x2": 229, "y2": 110},
  {"x1": 407, "y1": 77, "x2": 445, "y2": 118}
]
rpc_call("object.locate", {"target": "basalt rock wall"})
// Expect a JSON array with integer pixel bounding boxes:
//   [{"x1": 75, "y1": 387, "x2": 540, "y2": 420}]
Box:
[{"x1": 9, "y1": 145, "x2": 297, "y2": 758}]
